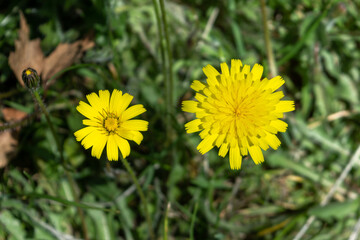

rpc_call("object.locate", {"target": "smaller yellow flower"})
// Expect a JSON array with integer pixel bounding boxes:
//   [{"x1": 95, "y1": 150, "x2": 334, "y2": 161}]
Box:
[{"x1": 74, "y1": 89, "x2": 148, "y2": 160}]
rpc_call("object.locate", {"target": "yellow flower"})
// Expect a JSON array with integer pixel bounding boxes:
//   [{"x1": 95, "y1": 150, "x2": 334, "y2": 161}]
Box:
[
  {"x1": 74, "y1": 89, "x2": 148, "y2": 160},
  {"x1": 182, "y1": 59, "x2": 295, "y2": 170}
]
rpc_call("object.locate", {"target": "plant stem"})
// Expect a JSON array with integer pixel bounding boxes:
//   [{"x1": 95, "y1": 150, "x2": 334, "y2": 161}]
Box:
[
  {"x1": 163, "y1": 202, "x2": 170, "y2": 240},
  {"x1": 190, "y1": 202, "x2": 199, "y2": 240},
  {"x1": 120, "y1": 156, "x2": 155, "y2": 240},
  {"x1": 151, "y1": 0, "x2": 166, "y2": 76},
  {"x1": 152, "y1": 0, "x2": 169, "y2": 134},
  {"x1": 32, "y1": 91, "x2": 62, "y2": 158},
  {"x1": 260, "y1": 0, "x2": 277, "y2": 77},
  {"x1": 30, "y1": 89, "x2": 89, "y2": 240},
  {"x1": 158, "y1": 0, "x2": 174, "y2": 142}
]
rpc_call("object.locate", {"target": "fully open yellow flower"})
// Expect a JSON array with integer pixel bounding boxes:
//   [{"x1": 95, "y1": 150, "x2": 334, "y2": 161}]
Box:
[
  {"x1": 74, "y1": 89, "x2": 148, "y2": 160},
  {"x1": 182, "y1": 59, "x2": 295, "y2": 170}
]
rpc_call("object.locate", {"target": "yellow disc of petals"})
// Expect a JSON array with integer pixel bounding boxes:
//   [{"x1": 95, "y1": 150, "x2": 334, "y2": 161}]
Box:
[
  {"x1": 74, "y1": 89, "x2": 148, "y2": 161},
  {"x1": 182, "y1": 59, "x2": 295, "y2": 170}
]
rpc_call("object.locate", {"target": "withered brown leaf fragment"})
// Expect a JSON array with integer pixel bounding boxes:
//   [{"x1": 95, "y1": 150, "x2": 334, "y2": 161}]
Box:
[
  {"x1": 8, "y1": 12, "x2": 44, "y2": 87},
  {"x1": 0, "y1": 131, "x2": 17, "y2": 168},
  {"x1": 2, "y1": 107, "x2": 27, "y2": 123},
  {"x1": 42, "y1": 36, "x2": 94, "y2": 88},
  {"x1": 0, "y1": 108, "x2": 28, "y2": 168},
  {"x1": 8, "y1": 11, "x2": 94, "y2": 88}
]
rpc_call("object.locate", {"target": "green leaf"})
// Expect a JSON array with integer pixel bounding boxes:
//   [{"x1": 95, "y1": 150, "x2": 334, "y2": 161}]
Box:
[
  {"x1": 23, "y1": 193, "x2": 120, "y2": 213},
  {"x1": 0, "y1": 210, "x2": 26, "y2": 240},
  {"x1": 308, "y1": 199, "x2": 360, "y2": 221},
  {"x1": 278, "y1": 8, "x2": 328, "y2": 65},
  {"x1": 87, "y1": 208, "x2": 114, "y2": 240}
]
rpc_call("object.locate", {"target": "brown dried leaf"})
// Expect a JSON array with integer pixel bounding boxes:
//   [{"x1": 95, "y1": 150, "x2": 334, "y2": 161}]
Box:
[
  {"x1": 2, "y1": 107, "x2": 27, "y2": 122},
  {"x1": 0, "y1": 108, "x2": 27, "y2": 168},
  {"x1": 8, "y1": 11, "x2": 94, "y2": 87},
  {"x1": 8, "y1": 12, "x2": 45, "y2": 86},
  {"x1": 42, "y1": 36, "x2": 95, "y2": 87},
  {"x1": 0, "y1": 131, "x2": 17, "y2": 168},
  {"x1": 1, "y1": 107, "x2": 28, "y2": 129}
]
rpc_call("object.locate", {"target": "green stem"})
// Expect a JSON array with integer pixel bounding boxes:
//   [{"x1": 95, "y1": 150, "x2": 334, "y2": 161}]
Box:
[
  {"x1": 30, "y1": 89, "x2": 89, "y2": 240},
  {"x1": 32, "y1": 90, "x2": 63, "y2": 159},
  {"x1": 120, "y1": 156, "x2": 155, "y2": 240},
  {"x1": 152, "y1": 0, "x2": 168, "y2": 134},
  {"x1": 158, "y1": 0, "x2": 174, "y2": 141},
  {"x1": 189, "y1": 202, "x2": 199, "y2": 240},
  {"x1": 151, "y1": 0, "x2": 166, "y2": 75},
  {"x1": 260, "y1": 0, "x2": 277, "y2": 77},
  {"x1": 163, "y1": 202, "x2": 170, "y2": 240}
]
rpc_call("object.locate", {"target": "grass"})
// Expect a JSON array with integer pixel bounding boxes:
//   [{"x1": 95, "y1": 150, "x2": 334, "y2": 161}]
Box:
[{"x1": 1, "y1": 0, "x2": 360, "y2": 239}]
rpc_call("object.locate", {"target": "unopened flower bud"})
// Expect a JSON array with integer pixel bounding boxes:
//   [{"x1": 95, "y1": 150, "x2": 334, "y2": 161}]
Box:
[{"x1": 22, "y1": 68, "x2": 40, "y2": 90}]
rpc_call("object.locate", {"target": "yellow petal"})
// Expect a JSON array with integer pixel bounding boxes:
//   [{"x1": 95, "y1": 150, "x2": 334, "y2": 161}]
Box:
[
  {"x1": 197, "y1": 133, "x2": 218, "y2": 154},
  {"x1": 199, "y1": 128, "x2": 209, "y2": 139},
  {"x1": 74, "y1": 127, "x2": 96, "y2": 142},
  {"x1": 229, "y1": 146, "x2": 242, "y2": 170},
  {"x1": 265, "y1": 134, "x2": 281, "y2": 150},
  {"x1": 98, "y1": 90, "x2": 110, "y2": 109},
  {"x1": 270, "y1": 120, "x2": 288, "y2": 132},
  {"x1": 203, "y1": 64, "x2": 220, "y2": 86},
  {"x1": 184, "y1": 119, "x2": 202, "y2": 133},
  {"x1": 116, "y1": 93, "x2": 134, "y2": 115},
  {"x1": 190, "y1": 80, "x2": 206, "y2": 92},
  {"x1": 249, "y1": 145, "x2": 264, "y2": 165},
  {"x1": 194, "y1": 93, "x2": 206, "y2": 102},
  {"x1": 182, "y1": 100, "x2": 199, "y2": 113},
  {"x1": 239, "y1": 137, "x2": 249, "y2": 155},
  {"x1": 271, "y1": 91, "x2": 285, "y2": 101},
  {"x1": 276, "y1": 100, "x2": 295, "y2": 113},
  {"x1": 88, "y1": 132, "x2": 107, "y2": 159},
  {"x1": 241, "y1": 64, "x2": 250, "y2": 75},
  {"x1": 86, "y1": 92, "x2": 101, "y2": 110},
  {"x1": 131, "y1": 131, "x2": 143, "y2": 144},
  {"x1": 76, "y1": 101, "x2": 100, "y2": 120},
  {"x1": 82, "y1": 119, "x2": 100, "y2": 127},
  {"x1": 114, "y1": 135, "x2": 131, "y2": 158},
  {"x1": 109, "y1": 89, "x2": 123, "y2": 114},
  {"x1": 118, "y1": 129, "x2": 143, "y2": 144},
  {"x1": 215, "y1": 133, "x2": 226, "y2": 147},
  {"x1": 269, "y1": 76, "x2": 285, "y2": 91},
  {"x1": 258, "y1": 138, "x2": 269, "y2": 151},
  {"x1": 219, "y1": 142, "x2": 229, "y2": 157},
  {"x1": 220, "y1": 62, "x2": 230, "y2": 77},
  {"x1": 121, "y1": 120, "x2": 148, "y2": 131},
  {"x1": 122, "y1": 104, "x2": 146, "y2": 121},
  {"x1": 251, "y1": 63, "x2": 263, "y2": 81},
  {"x1": 86, "y1": 90, "x2": 110, "y2": 113},
  {"x1": 106, "y1": 135, "x2": 118, "y2": 161},
  {"x1": 79, "y1": 131, "x2": 97, "y2": 150},
  {"x1": 230, "y1": 59, "x2": 242, "y2": 76}
]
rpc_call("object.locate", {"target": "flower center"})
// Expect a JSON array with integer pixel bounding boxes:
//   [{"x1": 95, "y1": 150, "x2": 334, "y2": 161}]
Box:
[
  {"x1": 104, "y1": 117, "x2": 118, "y2": 132},
  {"x1": 233, "y1": 100, "x2": 249, "y2": 119},
  {"x1": 234, "y1": 107, "x2": 243, "y2": 118},
  {"x1": 25, "y1": 69, "x2": 33, "y2": 76}
]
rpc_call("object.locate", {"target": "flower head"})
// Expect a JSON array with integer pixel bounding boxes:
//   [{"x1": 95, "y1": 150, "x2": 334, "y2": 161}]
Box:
[
  {"x1": 74, "y1": 89, "x2": 148, "y2": 160},
  {"x1": 182, "y1": 59, "x2": 295, "y2": 170},
  {"x1": 22, "y1": 67, "x2": 40, "y2": 90}
]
